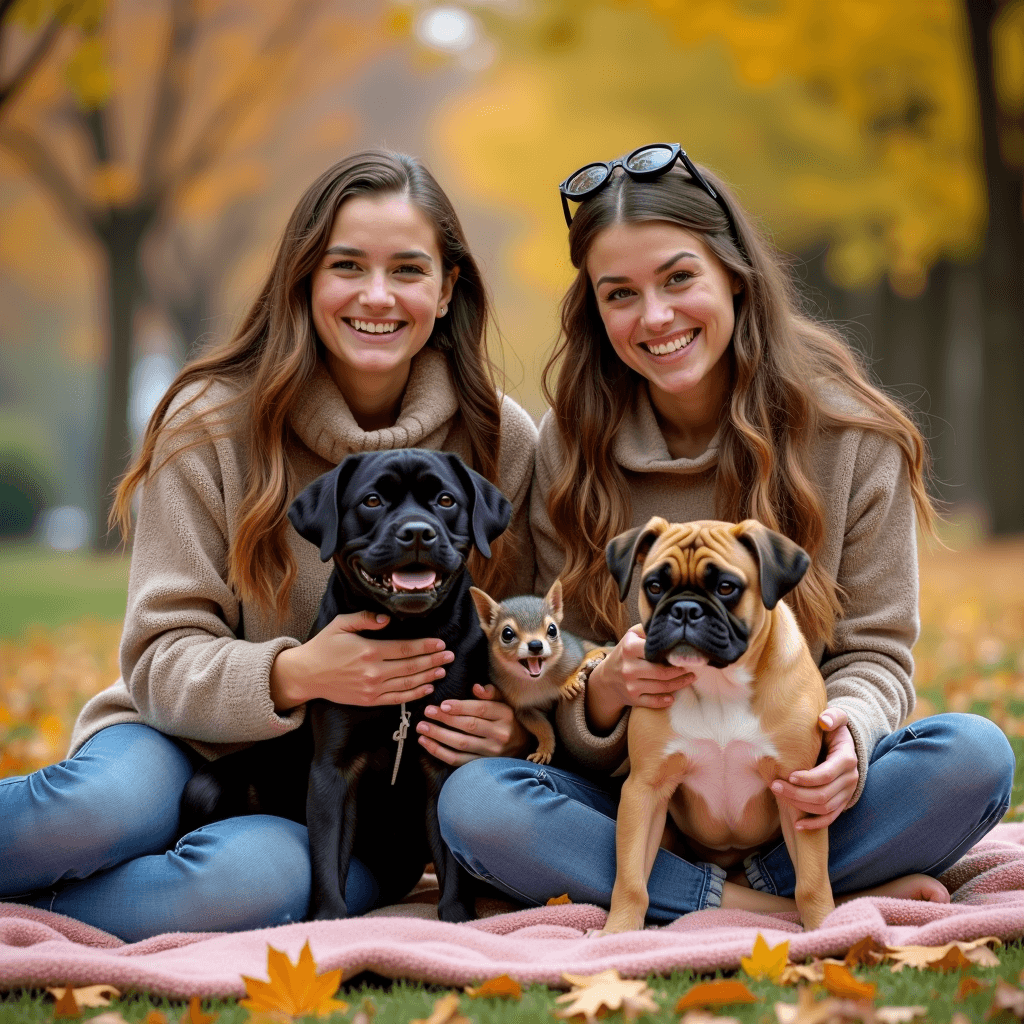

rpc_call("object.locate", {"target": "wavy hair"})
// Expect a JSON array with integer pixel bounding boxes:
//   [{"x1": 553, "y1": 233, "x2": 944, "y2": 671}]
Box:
[
  {"x1": 112, "y1": 150, "x2": 512, "y2": 618},
  {"x1": 542, "y1": 164, "x2": 936, "y2": 645}
]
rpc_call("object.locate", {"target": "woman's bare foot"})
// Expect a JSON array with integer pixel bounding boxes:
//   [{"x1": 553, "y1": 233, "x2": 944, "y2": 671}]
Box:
[{"x1": 838, "y1": 873, "x2": 950, "y2": 904}]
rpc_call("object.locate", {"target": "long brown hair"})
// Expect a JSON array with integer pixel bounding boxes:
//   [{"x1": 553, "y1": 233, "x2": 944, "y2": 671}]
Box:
[
  {"x1": 543, "y1": 164, "x2": 937, "y2": 646},
  {"x1": 112, "y1": 150, "x2": 511, "y2": 618}
]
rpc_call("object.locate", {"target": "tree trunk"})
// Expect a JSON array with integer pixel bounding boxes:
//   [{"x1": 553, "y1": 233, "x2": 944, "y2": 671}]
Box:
[{"x1": 965, "y1": 0, "x2": 1024, "y2": 534}]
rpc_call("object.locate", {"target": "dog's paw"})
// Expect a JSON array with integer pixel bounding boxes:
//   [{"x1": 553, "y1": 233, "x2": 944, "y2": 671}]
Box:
[{"x1": 526, "y1": 751, "x2": 553, "y2": 764}]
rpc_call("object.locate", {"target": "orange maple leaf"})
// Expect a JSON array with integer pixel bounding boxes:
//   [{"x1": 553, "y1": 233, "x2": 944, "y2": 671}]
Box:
[
  {"x1": 740, "y1": 933, "x2": 789, "y2": 982},
  {"x1": 464, "y1": 974, "x2": 523, "y2": 999},
  {"x1": 822, "y1": 962, "x2": 877, "y2": 1001},
  {"x1": 547, "y1": 893, "x2": 572, "y2": 905},
  {"x1": 954, "y1": 975, "x2": 986, "y2": 1001},
  {"x1": 675, "y1": 980, "x2": 757, "y2": 1011},
  {"x1": 180, "y1": 996, "x2": 218, "y2": 1024},
  {"x1": 52, "y1": 987, "x2": 80, "y2": 1019},
  {"x1": 239, "y1": 941, "x2": 348, "y2": 1018}
]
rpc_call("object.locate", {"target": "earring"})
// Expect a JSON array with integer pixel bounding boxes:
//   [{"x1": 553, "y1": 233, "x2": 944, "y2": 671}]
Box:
[{"x1": 438, "y1": 305, "x2": 447, "y2": 316}]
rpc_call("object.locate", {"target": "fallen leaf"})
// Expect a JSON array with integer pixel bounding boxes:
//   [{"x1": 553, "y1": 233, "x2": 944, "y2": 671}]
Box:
[
  {"x1": 951, "y1": 1014, "x2": 972, "y2": 1024},
  {"x1": 555, "y1": 970, "x2": 659, "y2": 1022},
  {"x1": 875, "y1": 1009, "x2": 926, "y2": 1023},
  {"x1": 143, "y1": 1013, "x2": 169, "y2": 1024},
  {"x1": 90, "y1": 1015, "x2": 131, "y2": 1024},
  {"x1": 547, "y1": 893, "x2": 572, "y2": 905},
  {"x1": 822, "y1": 962, "x2": 876, "y2": 1001},
  {"x1": 844, "y1": 937, "x2": 890, "y2": 966},
  {"x1": 52, "y1": 988, "x2": 80, "y2": 1019},
  {"x1": 464, "y1": 974, "x2": 522, "y2": 999},
  {"x1": 775, "y1": 989, "x2": 923, "y2": 1024},
  {"x1": 679, "y1": 1013, "x2": 740, "y2": 1024},
  {"x1": 351, "y1": 996, "x2": 378, "y2": 1024},
  {"x1": 989, "y1": 979, "x2": 1024, "y2": 1018},
  {"x1": 779, "y1": 960, "x2": 826, "y2": 986},
  {"x1": 411, "y1": 993, "x2": 471, "y2": 1024},
  {"x1": 675, "y1": 980, "x2": 757, "y2": 1011},
  {"x1": 889, "y1": 938, "x2": 1001, "y2": 972},
  {"x1": 47, "y1": 985, "x2": 121, "y2": 1009},
  {"x1": 239, "y1": 941, "x2": 347, "y2": 1018},
  {"x1": 955, "y1": 976, "x2": 986, "y2": 1001},
  {"x1": 181, "y1": 996, "x2": 217, "y2": 1024},
  {"x1": 741, "y1": 933, "x2": 790, "y2": 982}
]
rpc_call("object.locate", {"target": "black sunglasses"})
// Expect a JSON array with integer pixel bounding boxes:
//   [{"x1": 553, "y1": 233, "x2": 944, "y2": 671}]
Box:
[{"x1": 558, "y1": 143, "x2": 739, "y2": 245}]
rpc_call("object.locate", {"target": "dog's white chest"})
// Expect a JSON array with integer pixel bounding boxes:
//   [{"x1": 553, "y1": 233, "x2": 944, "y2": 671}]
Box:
[{"x1": 664, "y1": 665, "x2": 778, "y2": 828}]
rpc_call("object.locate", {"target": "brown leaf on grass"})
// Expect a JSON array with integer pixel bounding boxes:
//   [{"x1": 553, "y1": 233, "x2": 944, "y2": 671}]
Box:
[
  {"x1": 955, "y1": 975, "x2": 986, "y2": 1001},
  {"x1": 90, "y1": 1014, "x2": 132, "y2": 1024},
  {"x1": 988, "y1": 979, "x2": 1024, "y2": 1018},
  {"x1": 741, "y1": 933, "x2": 790, "y2": 982},
  {"x1": 888, "y1": 938, "x2": 1001, "y2": 972},
  {"x1": 822, "y1": 963, "x2": 876, "y2": 1001},
  {"x1": 143, "y1": 1013, "x2": 169, "y2": 1024},
  {"x1": 775, "y1": 989, "x2": 923, "y2": 1023},
  {"x1": 844, "y1": 937, "x2": 890, "y2": 966},
  {"x1": 47, "y1": 984, "x2": 121, "y2": 1009},
  {"x1": 411, "y1": 992, "x2": 472, "y2": 1024},
  {"x1": 464, "y1": 974, "x2": 522, "y2": 999},
  {"x1": 547, "y1": 893, "x2": 572, "y2": 905},
  {"x1": 779, "y1": 960, "x2": 827, "y2": 986},
  {"x1": 555, "y1": 970, "x2": 658, "y2": 1022},
  {"x1": 675, "y1": 980, "x2": 757, "y2": 1011},
  {"x1": 52, "y1": 987, "x2": 80, "y2": 1019},
  {"x1": 239, "y1": 940, "x2": 347, "y2": 1018},
  {"x1": 180, "y1": 996, "x2": 217, "y2": 1024}
]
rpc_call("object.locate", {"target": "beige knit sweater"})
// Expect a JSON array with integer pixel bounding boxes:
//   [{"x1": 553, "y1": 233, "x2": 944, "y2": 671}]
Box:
[
  {"x1": 537, "y1": 385, "x2": 919, "y2": 805},
  {"x1": 70, "y1": 349, "x2": 538, "y2": 759}
]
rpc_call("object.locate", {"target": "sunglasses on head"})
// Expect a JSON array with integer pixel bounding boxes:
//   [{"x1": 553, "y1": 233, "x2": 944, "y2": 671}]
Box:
[{"x1": 558, "y1": 143, "x2": 739, "y2": 245}]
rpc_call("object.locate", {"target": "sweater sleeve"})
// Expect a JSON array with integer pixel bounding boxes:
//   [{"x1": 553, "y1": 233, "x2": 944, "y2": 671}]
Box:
[
  {"x1": 820, "y1": 430, "x2": 918, "y2": 805},
  {"x1": 495, "y1": 395, "x2": 539, "y2": 598},
  {"x1": 118, "y1": 423, "x2": 305, "y2": 747}
]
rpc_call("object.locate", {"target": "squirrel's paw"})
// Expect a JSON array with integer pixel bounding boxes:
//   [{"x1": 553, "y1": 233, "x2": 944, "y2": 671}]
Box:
[{"x1": 527, "y1": 750, "x2": 553, "y2": 764}]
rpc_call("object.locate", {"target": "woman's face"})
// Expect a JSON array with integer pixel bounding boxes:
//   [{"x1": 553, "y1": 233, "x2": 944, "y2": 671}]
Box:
[
  {"x1": 586, "y1": 219, "x2": 741, "y2": 418},
  {"x1": 311, "y1": 194, "x2": 457, "y2": 397}
]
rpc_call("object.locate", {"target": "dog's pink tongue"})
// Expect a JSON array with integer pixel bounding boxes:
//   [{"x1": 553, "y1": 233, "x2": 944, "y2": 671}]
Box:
[
  {"x1": 527, "y1": 657, "x2": 544, "y2": 677},
  {"x1": 391, "y1": 569, "x2": 436, "y2": 591}
]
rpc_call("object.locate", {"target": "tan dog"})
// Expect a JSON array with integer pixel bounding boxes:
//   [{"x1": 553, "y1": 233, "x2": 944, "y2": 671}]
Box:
[{"x1": 601, "y1": 517, "x2": 834, "y2": 933}]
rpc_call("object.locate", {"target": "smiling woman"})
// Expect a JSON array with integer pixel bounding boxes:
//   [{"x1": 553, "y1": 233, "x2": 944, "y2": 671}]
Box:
[{"x1": 0, "y1": 151, "x2": 538, "y2": 941}]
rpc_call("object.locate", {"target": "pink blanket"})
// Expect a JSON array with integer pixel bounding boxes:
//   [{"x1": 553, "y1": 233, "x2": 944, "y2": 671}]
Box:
[{"x1": 4, "y1": 823, "x2": 1024, "y2": 997}]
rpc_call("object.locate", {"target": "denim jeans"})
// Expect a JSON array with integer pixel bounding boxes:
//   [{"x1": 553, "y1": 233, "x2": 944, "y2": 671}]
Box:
[
  {"x1": 438, "y1": 713, "x2": 1014, "y2": 925},
  {"x1": 0, "y1": 723, "x2": 382, "y2": 941}
]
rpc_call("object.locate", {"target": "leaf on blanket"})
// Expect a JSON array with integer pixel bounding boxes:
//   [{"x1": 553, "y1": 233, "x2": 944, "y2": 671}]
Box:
[
  {"x1": 51, "y1": 987, "x2": 80, "y2": 1019},
  {"x1": 48, "y1": 984, "x2": 121, "y2": 1009},
  {"x1": 741, "y1": 933, "x2": 790, "y2": 982},
  {"x1": 547, "y1": 893, "x2": 572, "y2": 905},
  {"x1": 844, "y1": 937, "x2": 890, "y2": 967},
  {"x1": 239, "y1": 940, "x2": 347, "y2": 1018},
  {"x1": 675, "y1": 980, "x2": 757, "y2": 1011},
  {"x1": 410, "y1": 992, "x2": 472, "y2": 1024},
  {"x1": 180, "y1": 996, "x2": 217, "y2": 1024},
  {"x1": 555, "y1": 970, "x2": 658, "y2": 1022},
  {"x1": 464, "y1": 974, "x2": 522, "y2": 999},
  {"x1": 888, "y1": 938, "x2": 1001, "y2": 972},
  {"x1": 954, "y1": 976, "x2": 986, "y2": 1001},
  {"x1": 822, "y1": 963, "x2": 876, "y2": 1001},
  {"x1": 988, "y1": 979, "x2": 1024, "y2": 1018}
]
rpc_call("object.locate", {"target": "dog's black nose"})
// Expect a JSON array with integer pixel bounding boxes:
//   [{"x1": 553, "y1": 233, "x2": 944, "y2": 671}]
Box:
[
  {"x1": 397, "y1": 521, "x2": 437, "y2": 547},
  {"x1": 669, "y1": 600, "x2": 705, "y2": 623},
  {"x1": 527, "y1": 640, "x2": 544, "y2": 654}
]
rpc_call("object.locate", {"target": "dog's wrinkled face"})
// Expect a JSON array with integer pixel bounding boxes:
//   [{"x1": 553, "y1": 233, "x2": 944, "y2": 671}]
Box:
[
  {"x1": 288, "y1": 449, "x2": 511, "y2": 616},
  {"x1": 605, "y1": 518, "x2": 810, "y2": 668}
]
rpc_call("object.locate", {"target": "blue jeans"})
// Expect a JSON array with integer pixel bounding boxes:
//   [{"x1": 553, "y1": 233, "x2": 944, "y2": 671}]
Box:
[
  {"x1": 438, "y1": 713, "x2": 1014, "y2": 924},
  {"x1": 0, "y1": 723, "x2": 384, "y2": 941}
]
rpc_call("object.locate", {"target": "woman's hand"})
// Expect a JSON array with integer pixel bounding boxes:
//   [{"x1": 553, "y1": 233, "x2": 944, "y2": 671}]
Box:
[
  {"x1": 269, "y1": 611, "x2": 454, "y2": 710},
  {"x1": 415, "y1": 683, "x2": 530, "y2": 767},
  {"x1": 585, "y1": 624, "x2": 696, "y2": 731},
  {"x1": 770, "y1": 708, "x2": 860, "y2": 830}
]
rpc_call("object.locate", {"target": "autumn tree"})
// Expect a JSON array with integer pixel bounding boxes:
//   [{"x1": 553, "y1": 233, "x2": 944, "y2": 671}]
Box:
[{"x1": 0, "y1": 0, "x2": 385, "y2": 548}]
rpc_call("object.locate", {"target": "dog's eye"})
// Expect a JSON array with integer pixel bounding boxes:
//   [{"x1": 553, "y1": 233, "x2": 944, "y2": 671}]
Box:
[
  {"x1": 717, "y1": 581, "x2": 737, "y2": 596},
  {"x1": 646, "y1": 580, "x2": 662, "y2": 596},
  {"x1": 500, "y1": 626, "x2": 516, "y2": 643},
  {"x1": 547, "y1": 623, "x2": 558, "y2": 639},
  {"x1": 437, "y1": 493, "x2": 455, "y2": 508},
  {"x1": 362, "y1": 494, "x2": 382, "y2": 508}
]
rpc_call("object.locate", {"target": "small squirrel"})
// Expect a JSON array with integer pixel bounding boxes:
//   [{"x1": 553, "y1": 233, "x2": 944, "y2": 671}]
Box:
[{"x1": 469, "y1": 579, "x2": 588, "y2": 764}]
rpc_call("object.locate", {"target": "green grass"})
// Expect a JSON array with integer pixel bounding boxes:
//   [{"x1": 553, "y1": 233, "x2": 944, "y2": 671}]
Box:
[
  {"x1": 0, "y1": 542, "x2": 130, "y2": 638},
  {"x1": 3, "y1": 945, "x2": 1024, "y2": 1023}
]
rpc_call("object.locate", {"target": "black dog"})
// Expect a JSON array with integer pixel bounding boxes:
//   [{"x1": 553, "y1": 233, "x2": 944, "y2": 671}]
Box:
[{"x1": 180, "y1": 448, "x2": 511, "y2": 923}]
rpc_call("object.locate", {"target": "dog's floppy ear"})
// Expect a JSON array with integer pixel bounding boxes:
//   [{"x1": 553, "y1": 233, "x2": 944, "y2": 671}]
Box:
[
  {"x1": 734, "y1": 520, "x2": 810, "y2": 609},
  {"x1": 605, "y1": 517, "x2": 669, "y2": 602},
  {"x1": 287, "y1": 454, "x2": 364, "y2": 561},
  {"x1": 445, "y1": 454, "x2": 511, "y2": 558}
]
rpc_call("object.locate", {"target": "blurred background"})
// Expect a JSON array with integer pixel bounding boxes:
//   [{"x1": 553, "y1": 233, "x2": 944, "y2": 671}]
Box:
[{"x1": 1, "y1": 0, "x2": 1023, "y2": 779}]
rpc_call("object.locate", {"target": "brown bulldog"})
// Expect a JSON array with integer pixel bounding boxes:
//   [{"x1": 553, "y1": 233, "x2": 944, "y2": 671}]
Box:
[{"x1": 601, "y1": 517, "x2": 835, "y2": 933}]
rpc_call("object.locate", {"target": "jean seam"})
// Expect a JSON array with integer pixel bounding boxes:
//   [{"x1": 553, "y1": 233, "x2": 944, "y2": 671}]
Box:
[{"x1": 920, "y1": 798, "x2": 1012, "y2": 878}]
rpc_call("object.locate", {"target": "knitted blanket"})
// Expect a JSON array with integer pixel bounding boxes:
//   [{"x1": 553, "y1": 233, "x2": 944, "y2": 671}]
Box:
[{"x1": 3, "y1": 823, "x2": 1024, "y2": 997}]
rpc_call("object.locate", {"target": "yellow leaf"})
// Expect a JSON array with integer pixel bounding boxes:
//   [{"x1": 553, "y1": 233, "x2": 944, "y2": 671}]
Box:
[
  {"x1": 741, "y1": 933, "x2": 789, "y2": 982},
  {"x1": 675, "y1": 980, "x2": 757, "y2": 1011},
  {"x1": 47, "y1": 984, "x2": 120, "y2": 1009},
  {"x1": 464, "y1": 974, "x2": 522, "y2": 999},
  {"x1": 556, "y1": 971, "x2": 659, "y2": 1022},
  {"x1": 822, "y1": 962, "x2": 876, "y2": 1001},
  {"x1": 239, "y1": 941, "x2": 347, "y2": 1018},
  {"x1": 547, "y1": 893, "x2": 572, "y2": 905},
  {"x1": 180, "y1": 996, "x2": 217, "y2": 1024},
  {"x1": 52, "y1": 987, "x2": 80, "y2": 1019}
]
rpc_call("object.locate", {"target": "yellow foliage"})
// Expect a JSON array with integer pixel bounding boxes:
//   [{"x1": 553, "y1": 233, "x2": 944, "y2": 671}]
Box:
[
  {"x1": 64, "y1": 33, "x2": 113, "y2": 110},
  {"x1": 740, "y1": 933, "x2": 789, "y2": 982},
  {"x1": 239, "y1": 941, "x2": 347, "y2": 1018}
]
